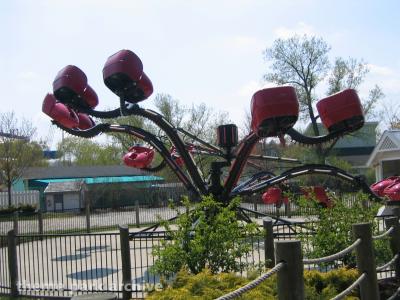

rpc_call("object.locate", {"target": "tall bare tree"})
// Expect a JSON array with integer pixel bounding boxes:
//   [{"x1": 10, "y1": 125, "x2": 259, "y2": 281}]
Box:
[
  {"x1": 264, "y1": 35, "x2": 331, "y2": 137},
  {"x1": 327, "y1": 57, "x2": 384, "y2": 120},
  {"x1": 0, "y1": 112, "x2": 44, "y2": 206},
  {"x1": 263, "y1": 35, "x2": 384, "y2": 161}
]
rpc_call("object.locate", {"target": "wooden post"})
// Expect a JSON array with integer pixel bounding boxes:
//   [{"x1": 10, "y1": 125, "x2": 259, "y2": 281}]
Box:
[
  {"x1": 275, "y1": 204, "x2": 280, "y2": 219},
  {"x1": 275, "y1": 240, "x2": 304, "y2": 300},
  {"x1": 13, "y1": 211, "x2": 18, "y2": 235},
  {"x1": 135, "y1": 200, "x2": 140, "y2": 228},
  {"x1": 385, "y1": 216, "x2": 400, "y2": 279},
  {"x1": 285, "y1": 202, "x2": 291, "y2": 218},
  {"x1": 352, "y1": 223, "x2": 380, "y2": 300},
  {"x1": 392, "y1": 207, "x2": 400, "y2": 218},
  {"x1": 8, "y1": 229, "x2": 19, "y2": 297},
  {"x1": 254, "y1": 197, "x2": 258, "y2": 219},
  {"x1": 38, "y1": 209, "x2": 44, "y2": 236},
  {"x1": 119, "y1": 225, "x2": 132, "y2": 300},
  {"x1": 263, "y1": 218, "x2": 275, "y2": 267},
  {"x1": 85, "y1": 196, "x2": 91, "y2": 233}
]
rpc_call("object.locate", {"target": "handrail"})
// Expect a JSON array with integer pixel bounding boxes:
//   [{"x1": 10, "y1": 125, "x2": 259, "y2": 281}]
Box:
[
  {"x1": 372, "y1": 226, "x2": 394, "y2": 240},
  {"x1": 303, "y1": 238, "x2": 361, "y2": 265},
  {"x1": 387, "y1": 286, "x2": 400, "y2": 300},
  {"x1": 376, "y1": 254, "x2": 399, "y2": 272},
  {"x1": 214, "y1": 262, "x2": 285, "y2": 300},
  {"x1": 329, "y1": 273, "x2": 366, "y2": 300}
]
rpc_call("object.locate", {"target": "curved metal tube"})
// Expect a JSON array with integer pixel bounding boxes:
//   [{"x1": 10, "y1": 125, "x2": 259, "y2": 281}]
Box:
[
  {"x1": 222, "y1": 132, "x2": 259, "y2": 199},
  {"x1": 130, "y1": 105, "x2": 208, "y2": 194},
  {"x1": 286, "y1": 127, "x2": 348, "y2": 145},
  {"x1": 233, "y1": 163, "x2": 381, "y2": 201},
  {"x1": 53, "y1": 122, "x2": 200, "y2": 196}
]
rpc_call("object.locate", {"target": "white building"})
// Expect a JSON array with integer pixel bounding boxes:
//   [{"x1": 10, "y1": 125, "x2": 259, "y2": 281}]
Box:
[
  {"x1": 44, "y1": 180, "x2": 87, "y2": 212},
  {"x1": 366, "y1": 130, "x2": 400, "y2": 181}
]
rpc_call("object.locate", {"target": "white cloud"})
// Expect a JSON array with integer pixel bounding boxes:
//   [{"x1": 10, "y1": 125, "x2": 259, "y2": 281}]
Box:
[
  {"x1": 363, "y1": 64, "x2": 400, "y2": 94},
  {"x1": 238, "y1": 81, "x2": 261, "y2": 98},
  {"x1": 18, "y1": 71, "x2": 39, "y2": 80},
  {"x1": 367, "y1": 64, "x2": 394, "y2": 76},
  {"x1": 223, "y1": 36, "x2": 265, "y2": 52},
  {"x1": 273, "y1": 22, "x2": 316, "y2": 39},
  {"x1": 237, "y1": 80, "x2": 278, "y2": 98},
  {"x1": 380, "y1": 78, "x2": 400, "y2": 94}
]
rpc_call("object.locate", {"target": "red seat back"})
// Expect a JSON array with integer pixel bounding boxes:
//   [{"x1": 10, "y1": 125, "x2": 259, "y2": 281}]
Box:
[
  {"x1": 370, "y1": 176, "x2": 400, "y2": 197},
  {"x1": 251, "y1": 86, "x2": 299, "y2": 137},
  {"x1": 77, "y1": 113, "x2": 95, "y2": 130},
  {"x1": 123, "y1": 146, "x2": 155, "y2": 168},
  {"x1": 262, "y1": 187, "x2": 282, "y2": 205},
  {"x1": 384, "y1": 182, "x2": 400, "y2": 201},
  {"x1": 316, "y1": 89, "x2": 364, "y2": 133},
  {"x1": 53, "y1": 65, "x2": 98, "y2": 109},
  {"x1": 103, "y1": 49, "x2": 150, "y2": 103},
  {"x1": 42, "y1": 94, "x2": 79, "y2": 129}
]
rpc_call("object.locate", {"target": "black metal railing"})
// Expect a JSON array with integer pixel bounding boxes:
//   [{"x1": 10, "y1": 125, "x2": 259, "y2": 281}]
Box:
[
  {"x1": 0, "y1": 213, "x2": 398, "y2": 299},
  {"x1": 0, "y1": 235, "x2": 10, "y2": 295},
  {"x1": 15, "y1": 232, "x2": 122, "y2": 298}
]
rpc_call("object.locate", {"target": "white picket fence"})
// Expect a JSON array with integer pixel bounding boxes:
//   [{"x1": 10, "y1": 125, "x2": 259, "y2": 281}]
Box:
[{"x1": 0, "y1": 190, "x2": 39, "y2": 207}]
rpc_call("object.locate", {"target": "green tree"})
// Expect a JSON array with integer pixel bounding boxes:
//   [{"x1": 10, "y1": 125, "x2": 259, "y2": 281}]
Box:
[
  {"x1": 263, "y1": 35, "x2": 384, "y2": 160},
  {"x1": 0, "y1": 112, "x2": 45, "y2": 206},
  {"x1": 264, "y1": 35, "x2": 331, "y2": 137},
  {"x1": 151, "y1": 196, "x2": 258, "y2": 277},
  {"x1": 327, "y1": 57, "x2": 383, "y2": 120},
  {"x1": 57, "y1": 137, "x2": 122, "y2": 166},
  {"x1": 298, "y1": 192, "x2": 391, "y2": 267}
]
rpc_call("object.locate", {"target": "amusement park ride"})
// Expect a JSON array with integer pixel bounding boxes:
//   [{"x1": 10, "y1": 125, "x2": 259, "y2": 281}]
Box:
[{"x1": 42, "y1": 49, "x2": 399, "y2": 221}]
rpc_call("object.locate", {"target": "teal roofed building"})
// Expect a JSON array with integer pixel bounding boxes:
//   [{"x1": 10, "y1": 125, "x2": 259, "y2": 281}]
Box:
[
  {"x1": 18, "y1": 165, "x2": 165, "y2": 211},
  {"x1": 305, "y1": 121, "x2": 378, "y2": 169}
]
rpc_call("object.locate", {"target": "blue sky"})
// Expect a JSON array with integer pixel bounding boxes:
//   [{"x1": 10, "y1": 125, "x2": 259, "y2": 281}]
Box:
[{"x1": 1, "y1": 0, "x2": 399, "y2": 148}]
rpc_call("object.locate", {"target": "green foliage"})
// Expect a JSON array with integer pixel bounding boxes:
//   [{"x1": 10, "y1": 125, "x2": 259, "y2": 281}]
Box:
[
  {"x1": 0, "y1": 203, "x2": 37, "y2": 215},
  {"x1": 57, "y1": 137, "x2": 122, "y2": 166},
  {"x1": 18, "y1": 203, "x2": 37, "y2": 213},
  {"x1": 298, "y1": 192, "x2": 391, "y2": 267},
  {"x1": 151, "y1": 195, "x2": 258, "y2": 277},
  {"x1": 0, "y1": 205, "x2": 18, "y2": 215},
  {"x1": 146, "y1": 268, "x2": 360, "y2": 299},
  {"x1": 0, "y1": 112, "x2": 46, "y2": 206}
]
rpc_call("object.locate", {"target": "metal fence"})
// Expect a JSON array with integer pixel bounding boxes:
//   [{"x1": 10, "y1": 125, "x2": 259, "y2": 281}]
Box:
[
  {"x1": 0, "y1": 216, "x2": 398, "y2": 299},
  {"x1": 0, "y1": 227, "x2": 264, "y2": 299},
  {"x1": 0, "y1": 195, "x2": 361, "y2": 235},
  {"x1": 0, "y1": 209, "x2": 398, "y2": 299},
  {"x1": 242, "y1": 193, "x2": 360, "y2": 218},
  {"x1": 0, "y1": 204, "x2": 184, "y2": 235},
  {"x1": 0, "y1": 235, "x2": 10, "y2": 295},
  {"x1": 15, "y1": 232, "x2": 122, "y2": 298}
]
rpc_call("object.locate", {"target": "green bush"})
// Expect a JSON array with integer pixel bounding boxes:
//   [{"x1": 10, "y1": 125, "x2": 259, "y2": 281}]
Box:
[
  {"x1": 18, "y1": 203, "x2": 37, "y2": 213},
  {"x1": 297, "y1": 191, "x2": 392, "y2": 267},
  {"x1": 0, "y1": 205, "x2": 18, "y2": 215},
  {"x1": 151, "y1": 195, "x2": 259, "y2": 277},
  {"x1": 146, "y1": 268, "x2": 360, "y2": 299},
  {"x1": 0, "y1": 203, "x2": 37, "y2": 215}
]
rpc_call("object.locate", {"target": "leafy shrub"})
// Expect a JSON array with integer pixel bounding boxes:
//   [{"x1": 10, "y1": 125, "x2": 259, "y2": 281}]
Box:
[
  {"x1": 151, "y1": 195, "x2": 259, "y2": 278},
  {"x1": 297, "y1": 191, "x2": 392, "y2": 267},
  {"x1": 0, "y1": 205, "x2": 18, "y2": 215},
  {"x1": 0, "y1": 203, "x2": 37, "y2": 215},
  {"x1": 146, "y1": 268, "x2": 360, "y2": 299},
  {"x1": 18, "y1": 203, "x2": 37, "y2": 213}
]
